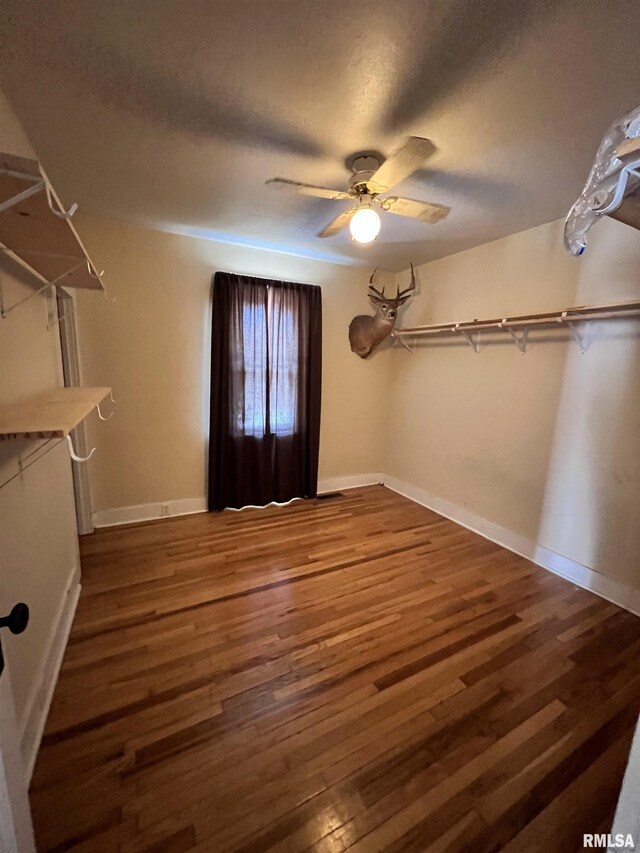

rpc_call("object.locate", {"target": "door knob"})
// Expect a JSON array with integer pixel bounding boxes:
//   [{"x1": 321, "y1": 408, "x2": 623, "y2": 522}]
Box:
[
  {"x1": 0, "y1": 603, "x2": 29, "y2": 635},
  {"x1": 0, "y1": 603, "x2": 29, "y2": 679}
]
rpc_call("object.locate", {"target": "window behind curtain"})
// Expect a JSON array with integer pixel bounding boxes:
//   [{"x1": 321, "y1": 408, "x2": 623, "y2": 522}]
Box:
[
  {"x1": 231, "y1": 288, "x2": 298, "y2": 437},
  {"x1": 209, "y1": 272, "x2": 322, "y2": 511}
]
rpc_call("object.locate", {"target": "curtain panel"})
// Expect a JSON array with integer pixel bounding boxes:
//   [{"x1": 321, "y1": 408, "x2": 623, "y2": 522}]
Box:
[{"x1": 208, "y1": 272, "x2": 322, "y2": 511}]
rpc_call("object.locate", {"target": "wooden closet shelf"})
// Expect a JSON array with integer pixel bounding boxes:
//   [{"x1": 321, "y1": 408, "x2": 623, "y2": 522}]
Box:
[
  {"x1": 0, "y1": 151, "x2": 104, "y2": 291},
  {"x1": 0, "y1": 387, "x2": 111, "y2": 441}
]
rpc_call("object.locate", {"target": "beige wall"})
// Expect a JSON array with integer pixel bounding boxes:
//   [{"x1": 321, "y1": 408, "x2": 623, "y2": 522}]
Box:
[
  {"x1": 0, "y1": 91, "x2": 80, "y2": 763},
  {"x1": 75, "y1": 216, "x2": 391, "y2": 512},
  {"x1": 385, "y1": 218, "x2": 640, "y2": 589}
]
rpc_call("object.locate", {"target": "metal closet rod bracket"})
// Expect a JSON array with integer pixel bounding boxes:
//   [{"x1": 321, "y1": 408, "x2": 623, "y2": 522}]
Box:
[
  {"x1": 562, "y1": 314, "x2": 590, "y2": 354},
  {"x1": 501, "y1": 320, "x2": 529, "y2": 354},
  {"x1": 391, "y1": 332, "x2": 414, "y2": 354},
  {"x1": 459, "y1": 327, "x2": 481, "y2": 353}
]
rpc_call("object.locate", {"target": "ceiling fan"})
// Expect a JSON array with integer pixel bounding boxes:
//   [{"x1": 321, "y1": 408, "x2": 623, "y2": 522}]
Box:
[{"x1": 266, "y1": 137, "x2": 450, "y2": 244}]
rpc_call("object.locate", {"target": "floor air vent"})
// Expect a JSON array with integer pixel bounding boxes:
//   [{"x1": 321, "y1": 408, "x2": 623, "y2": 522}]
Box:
[{"x1": 317, "y1": 491, "x2": 344, "y2": 500}]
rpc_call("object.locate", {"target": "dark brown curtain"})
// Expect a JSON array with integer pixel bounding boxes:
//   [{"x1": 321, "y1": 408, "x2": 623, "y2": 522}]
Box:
[{"x1": 208, "y1": 272, "x2": 322, "y2": 511}]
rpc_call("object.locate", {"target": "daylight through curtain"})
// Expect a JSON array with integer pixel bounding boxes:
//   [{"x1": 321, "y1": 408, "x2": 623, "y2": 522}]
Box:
[{"x1": 209, "y1": 272, "x2": 322, "y2": 510}]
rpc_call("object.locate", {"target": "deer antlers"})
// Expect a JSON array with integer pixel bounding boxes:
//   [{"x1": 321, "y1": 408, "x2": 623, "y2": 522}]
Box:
[
  {"x1": 368, "y1": 263, "x2": 416, "y2": 305},
  {"x1": 396, "y1": 263, "x2": 416, "y2": 302},
  {"x1": 368, "y1": 266, "x2": 385, "y2": 300}
]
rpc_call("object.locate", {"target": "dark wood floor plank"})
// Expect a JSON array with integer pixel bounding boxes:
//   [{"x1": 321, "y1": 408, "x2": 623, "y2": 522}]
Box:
[{"x1": 29, "y1": 486, "x2": 640, "y2": 852}]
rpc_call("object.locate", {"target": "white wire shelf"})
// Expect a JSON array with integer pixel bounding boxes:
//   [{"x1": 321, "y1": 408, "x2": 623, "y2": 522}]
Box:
[{"x1": 0, "y1": 151, "x2": 104, "y2": 294}]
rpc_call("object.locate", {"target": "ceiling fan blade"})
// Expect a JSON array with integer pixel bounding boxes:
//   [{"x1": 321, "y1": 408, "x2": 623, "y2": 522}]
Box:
[
  {"x1": 266, "y1": 178, "x2": 350, "y2": 200},
  {"x1": 317, "y1": 207, "x2": 356, "y2": 238},
  {"x1": 368, "y1": 137, "x2": 436, "y2": 193},
  {"x1": 381, "y1": 195, "x2": 450, "y2": 224}
]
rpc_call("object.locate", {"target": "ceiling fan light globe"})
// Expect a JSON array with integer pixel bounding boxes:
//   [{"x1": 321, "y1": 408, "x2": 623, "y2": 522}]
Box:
[{"x1": 350, "y1": 205, "x2": 381, "y2": 244}]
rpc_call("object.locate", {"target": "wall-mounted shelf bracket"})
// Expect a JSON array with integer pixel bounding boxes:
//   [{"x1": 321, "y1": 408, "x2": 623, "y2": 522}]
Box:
[
  {"x1": 0, "y1": 179, "x2": 45, "y2": 215},
  {"x1": 392, "y1": 332, "x2": 414, "y2": 353},
  {"x1": 565, "y1": 319, "x2": 590, "y2": 354},
  {"x1": 503, "y1": 323, "x2": 529, "y2": 354},
  {"x1": 0, "y1": 280, "x2": 50, "y2": 321},
  {"x1": 65, "y1": 433, "x2": 95, "y2": 463},
  {"x1": 0, "y1": 259, "x2": 88, "y2": 324},
  {"x1": 461, "y1": 329, "x2": 481, "y2": 353},
  {"x1": 96, "y1": 403, "x2": 112, "y2": 421}
]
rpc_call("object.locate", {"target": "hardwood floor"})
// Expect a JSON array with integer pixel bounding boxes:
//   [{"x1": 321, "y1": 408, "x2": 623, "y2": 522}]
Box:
[{"x1": 30, "y1": 486, "x2": 640, "y2": 852}]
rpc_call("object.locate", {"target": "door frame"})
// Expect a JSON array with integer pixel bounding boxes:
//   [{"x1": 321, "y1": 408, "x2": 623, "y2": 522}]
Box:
[
  {"x1": 0, "y1": 662, "x2": 36, "y2": 852},
  {"x1": 56, "y1": 288, "x2": 93, "y2": 535}
]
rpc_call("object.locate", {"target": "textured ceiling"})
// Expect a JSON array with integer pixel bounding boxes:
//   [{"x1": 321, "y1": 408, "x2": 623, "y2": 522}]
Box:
[{"x1": 1, "y1": 0, "x2": 639, "y2": 270}]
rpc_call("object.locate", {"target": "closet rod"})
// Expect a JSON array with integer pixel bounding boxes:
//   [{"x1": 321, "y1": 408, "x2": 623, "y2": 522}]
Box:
[{"x1": 393, "y1": 300, "x2": 640, "y2": 338}]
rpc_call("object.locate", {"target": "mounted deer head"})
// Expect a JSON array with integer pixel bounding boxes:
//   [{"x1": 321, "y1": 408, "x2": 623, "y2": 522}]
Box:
[{"x1": 348, "y1": 264, "x2": 416, "y2": 358}]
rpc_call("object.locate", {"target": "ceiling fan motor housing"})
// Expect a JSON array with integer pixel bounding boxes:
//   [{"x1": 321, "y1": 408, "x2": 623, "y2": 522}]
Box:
[{"x1": 348, "y1": 154, "x2": 383, "y2": 197}]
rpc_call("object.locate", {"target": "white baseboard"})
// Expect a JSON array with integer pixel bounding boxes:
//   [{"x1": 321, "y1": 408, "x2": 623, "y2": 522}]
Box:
[
  {"x1": 93, "y1": 497, "x2": 207, "y2": 528},
  {"x1": 318, "y1": 472, "x2": 383, "y2": 494},
  {"x1": 93, "y1": 475, "x2": 384, "y2": 528},
  {"x1": 19, "y1": 563, "x2": 81, "y2": 781},
  {"x1": 383, "y1": 474, "x2": 640, "y2": 618}
]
